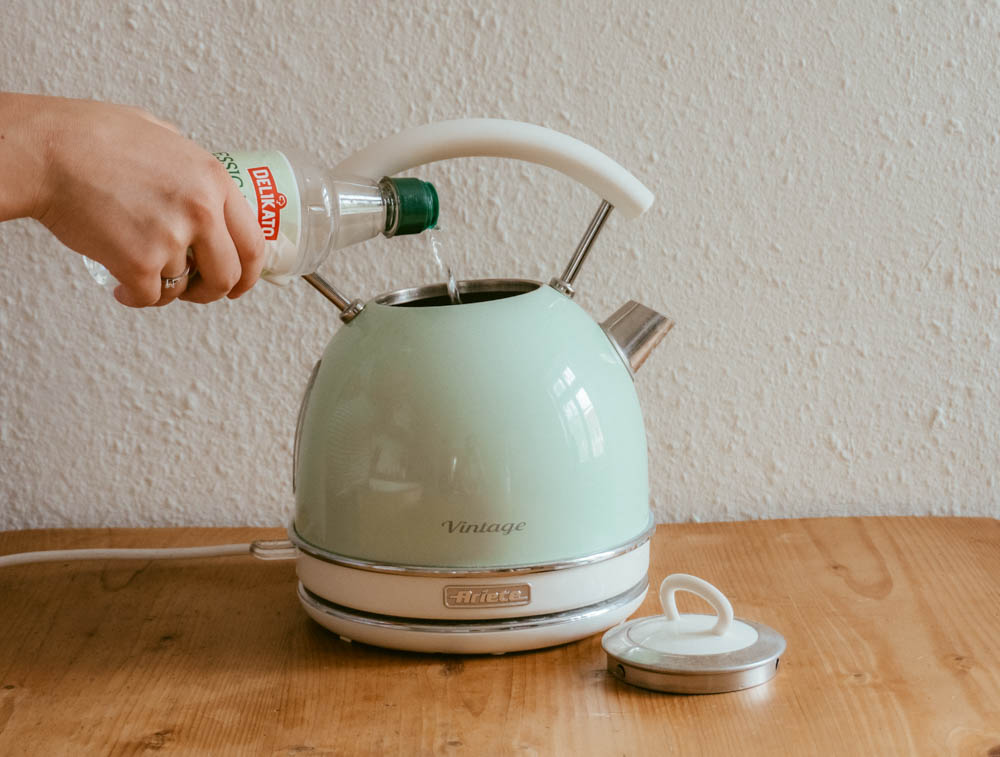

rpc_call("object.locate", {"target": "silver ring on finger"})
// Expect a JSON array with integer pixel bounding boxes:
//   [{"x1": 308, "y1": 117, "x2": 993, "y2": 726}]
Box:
[{"x1": 161, "y1": 262, "x2": 195, "y2": 289}]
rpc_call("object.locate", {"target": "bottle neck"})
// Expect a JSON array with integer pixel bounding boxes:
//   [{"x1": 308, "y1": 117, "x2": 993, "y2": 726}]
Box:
[
  {"x1": 330, "y1": 175, "x2": 439, "y2": 250},
  {"x1": 379, "y1": 177, "x2": 400, "y2": 237},
  {"x1": 328, "y1": 177, "x2": 391, "y2": 252}
]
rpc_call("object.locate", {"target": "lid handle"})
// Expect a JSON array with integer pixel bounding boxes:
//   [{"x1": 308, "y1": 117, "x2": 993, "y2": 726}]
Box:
[
  {"x1": 335, "y1": 119, "x2": 654, "y2": 219},
  {"x1": 659, "y1": 574, "x2": 734, "y2": 637}
]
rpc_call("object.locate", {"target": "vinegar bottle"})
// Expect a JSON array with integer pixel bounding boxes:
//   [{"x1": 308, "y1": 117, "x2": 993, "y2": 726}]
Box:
[{"x1": 85, "y1": 149, "x2": 439, "y2": 287}]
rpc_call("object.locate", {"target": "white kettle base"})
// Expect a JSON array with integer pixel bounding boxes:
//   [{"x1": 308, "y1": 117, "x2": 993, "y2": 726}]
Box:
[
  {"x1": 298, "y1": 577, "x2": 648, "y2": 655},
  {"x1": 290, "y1": 523, "x2": 653, "y2": 654}
]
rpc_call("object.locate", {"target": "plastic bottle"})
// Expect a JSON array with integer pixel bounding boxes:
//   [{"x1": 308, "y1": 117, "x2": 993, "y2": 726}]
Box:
[{"x1": 84, "y1": 149, "x2": 439, "y2": 287}]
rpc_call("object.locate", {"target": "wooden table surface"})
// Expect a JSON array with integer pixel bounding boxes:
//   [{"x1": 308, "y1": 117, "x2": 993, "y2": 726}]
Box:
[{"x1": 1, "y1": 517, "x2": 998, "y2": 756}]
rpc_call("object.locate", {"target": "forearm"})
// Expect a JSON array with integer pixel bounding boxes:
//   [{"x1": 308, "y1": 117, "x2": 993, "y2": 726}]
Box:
[{"x1": 0, "y1": 92, "x2": 53, "y2": 222}]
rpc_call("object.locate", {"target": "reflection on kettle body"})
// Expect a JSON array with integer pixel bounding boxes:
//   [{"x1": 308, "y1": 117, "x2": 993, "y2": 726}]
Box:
[
  {"x1": 552, "y1": 366, "x2": 606, "y2": 463},
  {"x1": 445, "y1": 435, "x2": 487, "y2": 498},
  {"x1": 364, "y1": 395, "x2": 423, "y2": 509}
]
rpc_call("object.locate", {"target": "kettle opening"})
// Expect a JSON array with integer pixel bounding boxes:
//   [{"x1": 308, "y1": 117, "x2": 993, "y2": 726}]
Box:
[{"x1": 374, "y1": 279, "x2": 540, "y2": 308}]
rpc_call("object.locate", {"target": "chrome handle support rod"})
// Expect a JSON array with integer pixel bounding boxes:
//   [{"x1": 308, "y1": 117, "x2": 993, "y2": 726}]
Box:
[
  {"x1": 549, "y1": 200, "x2": 614, "y2": 297},
  {"x1": 303, "y1": 273, "x2": 365, "y2": 323}
]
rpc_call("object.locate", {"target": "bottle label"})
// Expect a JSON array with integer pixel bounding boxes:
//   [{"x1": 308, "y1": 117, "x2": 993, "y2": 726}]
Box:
[{"x1": 212, "y1": 150, "x2": 301, "y2": 283}]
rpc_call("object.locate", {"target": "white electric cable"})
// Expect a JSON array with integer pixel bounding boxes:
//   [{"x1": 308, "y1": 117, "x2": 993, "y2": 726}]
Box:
[{"x1": 0, "y1": 543, "x2": 252, "y2": 568}]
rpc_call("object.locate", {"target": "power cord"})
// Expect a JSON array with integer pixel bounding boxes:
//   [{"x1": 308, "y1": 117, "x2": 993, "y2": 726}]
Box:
[{"x1": 0, "y1": 539, "x2": 297, "y2": 568}]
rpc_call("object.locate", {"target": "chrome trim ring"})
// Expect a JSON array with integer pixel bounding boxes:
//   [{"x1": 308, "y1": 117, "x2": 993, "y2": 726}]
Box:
[
  {"x1": 298, "y1": 574, "x2": 648, "y2": 634},
  {"x1": 288, "y1": 513, "x2": 655, "y2": 578},
  {"x1": 372, "y1": 278, "x2": 540, "y2": 307}
]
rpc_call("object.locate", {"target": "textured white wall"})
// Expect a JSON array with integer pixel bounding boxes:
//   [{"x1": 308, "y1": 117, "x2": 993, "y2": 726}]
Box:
[{"x1": 1, "y1": 0, "x2": 998, "y2": 528}]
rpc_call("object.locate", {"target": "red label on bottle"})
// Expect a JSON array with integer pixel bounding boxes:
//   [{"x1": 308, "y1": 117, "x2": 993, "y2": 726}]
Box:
[{"x1": 248, "y1": 166, "x2": 288, "y2": 241}]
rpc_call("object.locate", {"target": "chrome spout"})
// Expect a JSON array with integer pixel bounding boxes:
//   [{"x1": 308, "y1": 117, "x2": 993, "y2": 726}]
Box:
[{"x1": 601, "y1": 301, "x2": 674, "y2": 375}]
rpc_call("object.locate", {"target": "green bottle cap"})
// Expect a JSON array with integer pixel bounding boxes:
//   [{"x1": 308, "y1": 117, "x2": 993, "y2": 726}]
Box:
[{"x1": 387, "y1": 178, "x2": 439, "y2": 235}]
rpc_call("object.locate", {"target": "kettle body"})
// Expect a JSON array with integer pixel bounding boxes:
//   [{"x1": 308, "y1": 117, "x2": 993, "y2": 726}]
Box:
[
  {"x1": 293, "y1": 280, "x2": 651, "y2": 570},
  {"x1": 284, "y1": 119, "x2": 668, "y2": 653}
]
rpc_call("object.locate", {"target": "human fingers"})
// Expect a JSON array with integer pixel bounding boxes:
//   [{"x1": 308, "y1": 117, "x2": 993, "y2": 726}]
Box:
[
  {"x1": 222, "y1": 181, "x2": 265, "y2": 299},
  {"x1": 112, "y1": 253, "x2": 168, "y2": 308},
  {"x1": 179, "y1": 221, "x2": 242, "y2": 303},
  {"x1": 150, "y1": 250, "x2": 195, "y2": 306}
]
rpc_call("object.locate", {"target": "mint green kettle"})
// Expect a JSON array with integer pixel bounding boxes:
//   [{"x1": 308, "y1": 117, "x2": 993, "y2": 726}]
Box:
[{"x1": 288, "y1": 120, "x2": 672, "y2": 654}]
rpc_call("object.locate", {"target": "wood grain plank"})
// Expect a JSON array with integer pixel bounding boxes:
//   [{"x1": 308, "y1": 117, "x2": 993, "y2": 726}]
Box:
[{"x1": 0, "y1": 519, "x2": 998, "y2": 756}]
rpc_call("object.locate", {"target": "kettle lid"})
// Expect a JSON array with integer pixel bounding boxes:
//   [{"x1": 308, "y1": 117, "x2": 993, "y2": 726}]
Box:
[{"x1": 602, "y1": 574, "x2": 786, "y2": 694}]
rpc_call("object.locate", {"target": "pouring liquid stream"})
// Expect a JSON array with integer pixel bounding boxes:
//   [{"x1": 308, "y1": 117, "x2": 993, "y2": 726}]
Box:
[{"x1": 429, "y1": 232, "x2": 462, "y2": 305}]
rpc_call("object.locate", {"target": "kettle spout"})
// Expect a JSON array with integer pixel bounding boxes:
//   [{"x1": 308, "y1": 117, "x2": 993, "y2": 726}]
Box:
[{"x1": 601, "y1": 301, "x2": 674, "y2": 374}]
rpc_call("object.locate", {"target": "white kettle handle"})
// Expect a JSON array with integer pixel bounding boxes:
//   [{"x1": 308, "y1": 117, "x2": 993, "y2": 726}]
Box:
[{"x1": 334, "y1": 118, "x2": 654, "y2": 220}]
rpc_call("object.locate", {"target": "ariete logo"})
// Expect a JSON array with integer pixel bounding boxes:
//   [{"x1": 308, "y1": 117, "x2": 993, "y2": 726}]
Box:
[
  {"x1": 248, "y1": 166, "x2": 287, "y2": 241},
  {"x1": 444, "y1": 584, "x2": 531, "y2": 608}
]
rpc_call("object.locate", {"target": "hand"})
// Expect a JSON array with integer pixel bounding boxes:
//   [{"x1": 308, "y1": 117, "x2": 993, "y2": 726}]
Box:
[{"x1": 0, "y1": 94, "x2": 265, "y2": 307}]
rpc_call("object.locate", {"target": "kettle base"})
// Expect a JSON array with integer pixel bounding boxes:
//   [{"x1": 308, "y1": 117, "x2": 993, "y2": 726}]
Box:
[{"x1": 298, "y1": 576, "x2": 648, "y2": 655}]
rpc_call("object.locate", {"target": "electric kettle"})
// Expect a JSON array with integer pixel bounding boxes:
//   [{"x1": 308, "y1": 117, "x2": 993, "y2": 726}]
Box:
[{"x1": 285, "y1": 120, "x2": 672, "y2": 653}]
